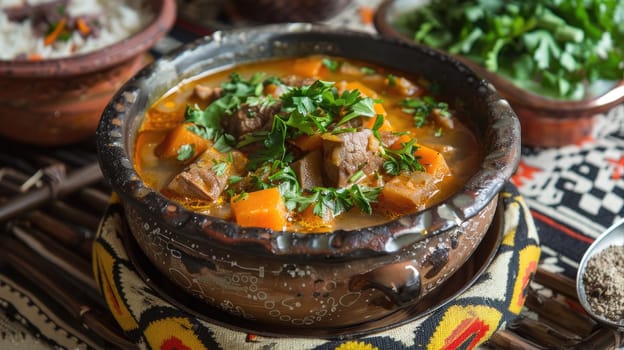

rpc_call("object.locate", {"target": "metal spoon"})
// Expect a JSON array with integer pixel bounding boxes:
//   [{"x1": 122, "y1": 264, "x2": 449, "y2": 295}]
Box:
[{"x1": 576, "y1": 218, "x2": 624, "y2": 329}]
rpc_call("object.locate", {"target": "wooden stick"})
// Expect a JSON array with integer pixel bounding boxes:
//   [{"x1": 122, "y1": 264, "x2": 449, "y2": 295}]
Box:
[
  {"x1": 0, "y1": 162, "x2": 103, "y2": 222},
  {"x1": 0, "y1": 235, "x2": 137, "y2": 350}
]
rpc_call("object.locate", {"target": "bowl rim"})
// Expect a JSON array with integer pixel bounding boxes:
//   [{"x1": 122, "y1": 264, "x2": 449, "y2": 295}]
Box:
[
  {"x1": 0, "y1": 0, "x2": 176, "y2": 77},
  {"x1": 373, "y1": 0, "x2": 624, "y2": 115},
  {"x1": 96, "y1": 23, "x2": 521, "y2": 257}
]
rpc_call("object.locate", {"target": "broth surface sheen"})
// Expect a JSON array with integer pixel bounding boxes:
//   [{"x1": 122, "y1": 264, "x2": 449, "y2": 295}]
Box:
[{"x1": 135, "y1": 56, "x2": 482, "y2": 232}]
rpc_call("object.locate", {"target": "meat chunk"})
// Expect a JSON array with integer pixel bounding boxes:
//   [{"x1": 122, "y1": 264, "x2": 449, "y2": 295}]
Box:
[
  {"x1": 280, "y1": 75, "x2": 317, "y2": 87},
  {"x1": 391, "y1": 76, "x2": 421, "y2": 97},
  {"x1": 321, "y1": 129, "x2": 383, "y2": 188},
  {"x1": 167, "y1": 148, "x2": 247, "y2": 201},
  {"x1": 377, "y1": 173, "x2": 438, "y2": 214},
  {"x1": 221, "y1": 101, "x2": 281, "y2": 140},
  {"x1": 378, "y1": 131, "x2": 400, "y2": 148},
  {"x1": 193, "y1": 85, "x2": 223, "y2": 102},
  {"x1": 291, "y1": 150, "x2": 324, "y2": 190}
]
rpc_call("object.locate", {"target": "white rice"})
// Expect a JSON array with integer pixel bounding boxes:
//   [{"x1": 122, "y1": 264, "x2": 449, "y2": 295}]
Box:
[{"x1": 0, "y1": 0, "x2": 153, "y2": 60}]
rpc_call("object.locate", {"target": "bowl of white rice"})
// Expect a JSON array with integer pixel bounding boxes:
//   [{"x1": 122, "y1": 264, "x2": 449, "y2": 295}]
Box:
[{"x1": 0, "y1": 0, "x2": 176, "y2": 145}]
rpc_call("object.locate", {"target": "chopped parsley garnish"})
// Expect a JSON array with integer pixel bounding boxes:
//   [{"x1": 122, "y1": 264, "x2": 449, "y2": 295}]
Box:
[
  {"x1": 360, "y1": 66, "x2": 376, "y2": 75},
  {"x1": 173, "y1": 64, "x2": 435, "y2": 220},
  {"x1": 322, "y1": 58, "x2": 340, "y2": 71},
  {"x1": 176, "y1": 144, "x2": 195, "y2": 161},
  {"x1": 381, "y1": 139, "x2": 424, "y2": 175},
  {"x1": 400, "y1": 96, "x2": 449, "y2": 127},
  {"x1": 287, "y1": 184, "x2": 381, "y2": 216},
  {"x1": 386, "y1": 74, "x2": 397, "y2": 86}
]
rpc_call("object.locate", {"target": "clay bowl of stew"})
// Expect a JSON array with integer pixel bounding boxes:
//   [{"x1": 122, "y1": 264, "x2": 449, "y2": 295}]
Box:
[
  {"x1": 0, "y1": 0, "x2": 176, "y2": 146},
  {"x1": 374, "y1": 0, "x2": 624, "y2": 148},
  {"x1": 96, "y1": 23, "x2": 520, "y2": 330}
]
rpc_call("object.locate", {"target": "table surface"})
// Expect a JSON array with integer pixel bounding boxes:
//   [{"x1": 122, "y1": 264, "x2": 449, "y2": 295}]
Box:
[{"x1": 0, "y1": 0, "x2": 623, "y2": 349}]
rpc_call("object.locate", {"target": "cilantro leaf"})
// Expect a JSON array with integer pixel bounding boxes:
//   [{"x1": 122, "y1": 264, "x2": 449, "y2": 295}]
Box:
[
  {"x1": 382, "y1": 139, "x2": 424, "y2": 176},
  {"x1": 395, "y1": 0, "x2": 624, "y2": 100},
  {"x1": 176, "y1": 144, "x2": 194, "y2": 161}
]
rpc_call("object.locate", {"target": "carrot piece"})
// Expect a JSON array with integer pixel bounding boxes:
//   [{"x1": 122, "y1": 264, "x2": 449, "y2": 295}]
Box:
[
  {"x1": 389, "y1": 134, "x2": 412, "y2": 150},
  {"x1": 44, "y1": 17, "x2": 67, "y2": 46},
  {"x1": 231, "y1": 188, "x2": 287, "y2": 231},
  {"x1": 293, "y1": 56, "x2": 325, "y2": 78},
  {"x1": 343, "y1": 81, "x2": 378, "y2": 98},
  {"x1": 27, "y1": 54, "x2": 43, "y2": 61},
  {"x1": 76, "y1": 18, "x2": 91, "y2": 36},
  {"x1": 359, "y1": 6, "x2": 375, "y2": 25},
  {"x1": 343, "y1": 81, "x2": 390, "y2": 130},
  {"x1": 414, "y1": 145, "x2": 450, "y2": 178},
  {"x1": 290, "y1": 134, "x2": 323, "y2": 151},
  {"x1": 361, "y1": 112, "x2": 392, "y2": 131},
  {"x1": 154, "y1": 123, "x2": 209, "y2": 162},
  {"x1": 377, "y1": 175, "x2": 433, "y2": 214}
]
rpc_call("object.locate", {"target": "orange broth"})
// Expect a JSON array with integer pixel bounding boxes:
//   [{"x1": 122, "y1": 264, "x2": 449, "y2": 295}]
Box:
[{"x1": 134, "y1": 56, "x2": 482, "y2": 232}]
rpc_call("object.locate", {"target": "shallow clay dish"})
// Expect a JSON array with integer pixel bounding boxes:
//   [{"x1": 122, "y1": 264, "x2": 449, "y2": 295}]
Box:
[
  {"x1": 0, "y1": 0, "x2": 176, "y2": 146},
  {"x1": 96, "y1": 23, "x2": 520, "y2": 329},
  {"x1": 374, "y1": 0, "x2": 624, "y2": 147}
]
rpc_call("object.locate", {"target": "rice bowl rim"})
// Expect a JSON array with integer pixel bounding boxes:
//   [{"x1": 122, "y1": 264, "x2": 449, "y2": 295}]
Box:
[{"x1": 0, "y1": 0, "x2": 176, "y2": 78}]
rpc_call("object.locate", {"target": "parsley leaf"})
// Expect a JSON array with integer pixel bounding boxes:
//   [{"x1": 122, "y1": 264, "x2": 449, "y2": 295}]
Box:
[
  {"x1": 400, "y1": 96, "x2": 449, "y2": 127},
  {"x1": 176, "y1": 144, "x2": 194, "y2": 161},
  {"x1": 395, "y1": 0, "x2": 624, "y2": 100},
  {"x1": 322, "y1": 58, "x2": 340, "y2": 71},
  {"x1": 382, "y1": 139, "x2": 424, "y2": 175}
]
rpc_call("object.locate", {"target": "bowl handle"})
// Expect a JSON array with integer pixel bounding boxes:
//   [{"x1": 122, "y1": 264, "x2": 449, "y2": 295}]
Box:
[{"x1": 349, "y1": 260, "x2": 421, "y2": 306}]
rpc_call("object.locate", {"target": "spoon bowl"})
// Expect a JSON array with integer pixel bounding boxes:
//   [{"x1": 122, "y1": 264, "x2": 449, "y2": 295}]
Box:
[{"x1": 576, "y1": 218, "x2": 624, "y2": 329}]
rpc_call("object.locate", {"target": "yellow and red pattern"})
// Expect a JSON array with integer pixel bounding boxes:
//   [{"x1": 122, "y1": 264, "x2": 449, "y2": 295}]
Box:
[
  {"x1": 144, "y1": 317, "x2": 208, "y2": 350},
  {"x1": 428, "y1": 305, "x2": 502, "y2": 350},
  {"x1": 509, "y1": 245, "x2": 540, "y2": 314},
  {"x1": 92, "y1": 240, "x2": 139, "y2": 332},
  {"x1": 335, "y1": 341, "x2": 378, "y2": 350}
]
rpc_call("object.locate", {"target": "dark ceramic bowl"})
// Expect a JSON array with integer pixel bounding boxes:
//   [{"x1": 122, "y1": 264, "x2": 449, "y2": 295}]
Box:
[
  {"x1": 96, "y1": 23, "x2": 520, "y2": 329},
  {"x1": 0, "y1": 0, "x2": 176, "y2": 146},
  {"x1": 374, "y1": 0, "x2": 624, "y2": 148}
]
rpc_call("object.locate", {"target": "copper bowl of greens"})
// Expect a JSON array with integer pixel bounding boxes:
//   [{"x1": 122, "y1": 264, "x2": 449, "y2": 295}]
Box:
[
  {"x1": 375, "y1": 0, "x2": 624, "y2": 147},
  {"x1": 96, "y1": 23, "x2": 520, "y2": 330}
]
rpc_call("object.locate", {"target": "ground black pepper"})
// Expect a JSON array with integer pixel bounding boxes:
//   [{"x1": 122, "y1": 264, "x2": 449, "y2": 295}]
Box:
[{"x1": 582, "y1": 244, "x2": 624, "y2": 322}]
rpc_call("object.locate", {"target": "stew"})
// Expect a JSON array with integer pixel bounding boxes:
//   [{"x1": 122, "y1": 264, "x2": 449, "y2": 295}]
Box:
[{"x1": 135, "y1": 55, "x2": 482, "y2": 232}]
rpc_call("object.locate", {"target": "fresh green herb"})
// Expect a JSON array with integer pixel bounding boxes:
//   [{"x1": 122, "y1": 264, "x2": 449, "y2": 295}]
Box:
[
  {"x1": 228, "y1": 175, "x2": 243, "y2": 184},
  {"x1": 322, "y1": 58, "x2": 340, "y2": 71},
  {"x1": 434, "y1": 127, "x2": 444, "y2": 137},
  {"x1": 184, "y1": 73, "x2": 272, "y2": 152},
  {"x1": 176, "y1": 144, "x2": 195, "y2": 161},
  {"x1": 211, "y1": 153, "x2": 232, "y2": 176},
  {"x1": 382, "y1": 139, "x2": 424, "y2": 175},
  {"x1": 246, "y1": 117, "x2": 292, "y2": 170},
  {"x1": 386, "y1": 74, "x2": 397, "y2": 86},
  {"x1": 212, "y1": 160, "x2": 228, "y2": 176},
  {"x1": 395, "y1": 0, "x2": 624, "y2": 100},
  {"x1": 370, "y1": 114, "x2": 386, "y2": 140},
  {"x1": 400, "y1": 96, "x2": 449, "y2": 127},
  {"x1": 300, "y1": 185, "x2": 382, "y2": 216},
  {"x1": 233, "y1": 191, "x2": 248, "y2": 202},
  {"x1": 360, "y1": 66, "x2": 376, "y2": 75},
  {"x1": 349, "y1": 169, "x2": 366, "y2": 183}
]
